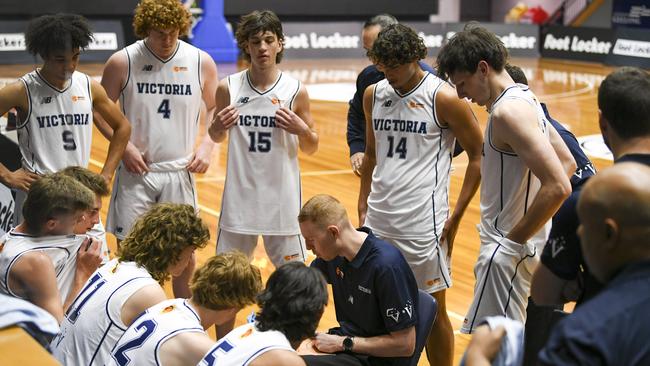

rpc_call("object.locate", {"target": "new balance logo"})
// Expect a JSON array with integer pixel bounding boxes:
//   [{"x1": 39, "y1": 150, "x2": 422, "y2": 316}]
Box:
[
  {"x1": 383, "y1": 100, "x2": 392, "y2": 107},
  {"x1": 40, "y1": 96, "x2": 52, "y2": 104},
  {"x1": 238, "y1": 97, "x2": 250, "y2": 104},
  {"x1": 142, "y1": 65, "x2": 153, "y2": 71}
]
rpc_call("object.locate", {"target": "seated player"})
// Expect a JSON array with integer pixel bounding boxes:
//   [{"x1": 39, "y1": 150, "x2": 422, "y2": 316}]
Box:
[
  {"x1": 198, "y1": 261, "x2": 328, "y2": 366},
  {"x1": 107, "y1": 251, "x2": 262, "y2": 366},
  {"x1": 51, "y1": 203, "x2": 209, "y2": 366},
  {"x1": 0, "y1": 173, "x2": 102, "y2": 322}
]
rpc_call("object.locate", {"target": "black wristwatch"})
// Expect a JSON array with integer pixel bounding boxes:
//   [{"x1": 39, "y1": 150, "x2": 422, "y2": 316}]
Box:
[{"x1": 343, "y1": 336, "x2": 354, "y2": 352}]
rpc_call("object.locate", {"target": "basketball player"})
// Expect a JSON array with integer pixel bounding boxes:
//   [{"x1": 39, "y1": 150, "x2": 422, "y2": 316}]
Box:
[
  {"x1": 50, "y1": 203, "x2": 209, "y2": 366},
  {"x1": 347, "y1": 14, "x2": 437, "y2": 175},
  {"x1": 435, "y1": 25, "x2": 575, "y2": 333},
  {"x1": 208, "y1": 10, "x2": 318, "y2": 336},
  {"x1": 106, "y1": 252, "x2": 262, "y2": 366},
  {"x1": 97, "y1": 0, "x2": 218, "y2": 250},
  {"x1": 357, "y1": 24, "x2": 482, "y2": 365},
  {"x1": 199, "y1": 261, "x2": 328, "y2": 366},
  {"x1": 0, "y1": 173, "x2": 102, "y2": 323}
]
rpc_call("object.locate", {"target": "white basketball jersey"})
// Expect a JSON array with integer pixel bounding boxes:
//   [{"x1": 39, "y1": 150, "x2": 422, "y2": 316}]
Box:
[
  {"x1": 107, "y1": 298, "x2": 204, "y2": 366},
  {"x1": 18, "y1": 70, "x2": 93, "y2": 174},
  {"x1": 198, "y1": 323, "x2": 293, "y2": 366},
  {"x1": 120, "y1": 40, "x2": 202, "y2": 170},
  {"x1": 219, "y1": 70, "x2": 302, "y2": 235},
  {"x1": 479, "y1": 84, "x2": 552, "y2": 246},
  {"x1": 365, "y1": 73, "x2": 455, "y2": 240},
  {"x1": 0, "y1": 229, "x2": 85, "y2": 302},
  {"x1": 51, "y1": 258, "x2": 158, "y2": 366},
  {"x1": 0, "y1": 184, "x2": 14, "y2": 237}
]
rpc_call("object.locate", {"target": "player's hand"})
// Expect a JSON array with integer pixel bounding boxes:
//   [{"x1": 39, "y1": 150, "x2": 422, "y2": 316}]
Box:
[
  {"x1": 440, "y1": 214, "x2": 461, "y2": 257},
  {"x1": 465, "y1": 325, "x2": 506, "y2": 364},
  {"x1": 350, "y1": 152, "x2": 364, "y2": 177},
  {"x1": 187, "y1": 140, "x2": 213, "y2": 174},
  {"x1": 122, "y1": 142, "x2": 149, "y2": 175},
  {"x1": 210, "y1": 105, "x2": 239, "y2": 133},
  {"x1": 2, "y1": 168, "x2": 40, "y2": 191},
  {"x1": 311, "y1": 333, "x2": 345, "y2": 354},
  {"x1": 76, "y1": 237, "x2": 102, "y2": 279},
  {"x1": 275, "y1": 107, "x2": 310, "y2": 136}
]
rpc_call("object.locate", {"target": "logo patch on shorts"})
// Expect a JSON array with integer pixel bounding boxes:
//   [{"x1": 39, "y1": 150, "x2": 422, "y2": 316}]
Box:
[
  {"x1": 426, "y1": 278, "x2": 441, "y2": 287},
  {"x1": 284, "y1": 253, "x2": 300, "y2": 261}
]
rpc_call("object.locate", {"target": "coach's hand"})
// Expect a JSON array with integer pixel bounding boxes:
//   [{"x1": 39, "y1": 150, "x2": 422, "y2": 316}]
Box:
[
  {"x1": 350, "y1": 152, "x2": 364, "y2": 177},
  {"x1": 122, "y1": 142, "x2": 149, "y2": 175},
  {"x1": 76, "y1": 237, "x2": 102, "y2": 278},
  {"x1": 275, "y1": 107, "x2": 309, "y2": 136},
  {"x1": 2, "y1": 168, "x2": 39, "y2": 191},
  {"x1": 312, "y1": 333, "x2": 345, "y2": 354}
]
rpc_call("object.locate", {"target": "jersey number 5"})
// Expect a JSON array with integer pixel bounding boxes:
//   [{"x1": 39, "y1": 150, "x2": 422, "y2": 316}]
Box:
[
  {"x1": 62, "y1": 131, "x2": 77, "y2": 151},
  {"x1": 158, "y1": 99, "x2": 171, "y2": 119}
]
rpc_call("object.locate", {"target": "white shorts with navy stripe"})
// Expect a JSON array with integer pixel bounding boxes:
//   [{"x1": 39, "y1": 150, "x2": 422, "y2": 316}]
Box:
[
  {"x1": 216, "y1": 229, "x2": 306, "y2": 268},
  {"x1": 106, "y1": 164, "x2": 197, "y2": 239},
  {"x1": 461, "y1": 237, "x2": 539, "y2": 334},
  {"x1": 376, "y1": 234, "x2": 452, "y2": 294}
]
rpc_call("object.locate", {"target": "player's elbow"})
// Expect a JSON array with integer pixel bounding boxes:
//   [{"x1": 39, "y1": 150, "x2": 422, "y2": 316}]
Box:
[{"x1": 545, "y1": 177, "x2": 571, "y2": 204}]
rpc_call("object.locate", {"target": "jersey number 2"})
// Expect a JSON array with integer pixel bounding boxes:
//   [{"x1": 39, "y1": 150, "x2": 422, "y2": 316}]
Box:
[
  {"x1": 158, "y1": 99, "x2": 171, "y2": 119},
  {"x1": 112, "y1": 319, "x2": 157, "y2": 365}
]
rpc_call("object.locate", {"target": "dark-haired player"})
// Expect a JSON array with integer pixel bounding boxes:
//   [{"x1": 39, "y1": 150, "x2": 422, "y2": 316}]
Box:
[{"x1": 358, "y1": 24, "x2": 483, "y2": 366}]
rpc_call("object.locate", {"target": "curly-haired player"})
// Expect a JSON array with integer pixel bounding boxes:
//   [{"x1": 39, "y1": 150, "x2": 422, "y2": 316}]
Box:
[
  {"x1": 106, "y1": 252, "x2": 262, "y2": 366},
  {"x1": 51, "y1": 203, "x2": 210, "y2": 366},
  {"x1": 358, "y1": 23, "x2": 484, "y2": 366},
  {"x1": 198, "y1": 261, "x2": 328, "y2": 366},
  {"x1": 98, "y1": 0, "x2": 218, "y2": 265}
]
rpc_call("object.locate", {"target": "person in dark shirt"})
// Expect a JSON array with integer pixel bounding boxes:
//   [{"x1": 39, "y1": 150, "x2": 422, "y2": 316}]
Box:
[
  {"x1": 298, "y1": 194, "x2": 418, "y2": 366},
  {"x1": 346, "y1": 14, "x2": 435, "y2": 175}
]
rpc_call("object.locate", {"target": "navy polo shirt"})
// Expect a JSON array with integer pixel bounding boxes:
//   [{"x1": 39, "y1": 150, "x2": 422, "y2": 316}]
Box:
[
  {"x1": 347, "y1": 62, "x2": 436, "y2": 156},
  {"x1": 539, "y1": 261, "x2": 650, "y2": 365},
  {"x1": 311, "y1": 227, "x2": 418, "y2": 366},
  {"x1": 541, "y1": 154, "x2": 650, "y2": 303}
]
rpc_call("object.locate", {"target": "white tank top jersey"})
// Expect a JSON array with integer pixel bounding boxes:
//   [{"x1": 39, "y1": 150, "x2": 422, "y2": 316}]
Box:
[
  {"x1": 219, "y1": 70, "x2": 302, "y2": 235},
  {"x1": 365, "y1": 72, "x2": 455, "y2": 240},
  {"x1": 17, "y1": 70, "x2": 93, "y2": 174},
  {"x1": 0, "y1": 184, "x2": 14, "y2": 238},
  {"x1": 0, "y1": 228, "x2": 85, "y2": 303},
  {"x1": 479, "y1": 84, "x2": 552, "y2": 246},
  {"x1": 51, "y1": 258, "x2": 158, "y2": 366},
  {"x1": 120, "y1": 40, "x2": 203, "y2": 170},
  {"x1": 107, "y1": 298, "x2": 204, "y2": 366},
  {"x1": 198, "y1": 323, "x2": 293, "y2": 366}
]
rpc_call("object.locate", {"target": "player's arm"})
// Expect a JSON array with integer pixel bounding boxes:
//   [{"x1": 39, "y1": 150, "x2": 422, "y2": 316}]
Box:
[
  {"x1": 436, "y1": 84, "x2": 483, "y2": 255},
  {"x1": 12, "y1": 252, "x2": 65, "y2": 323},
  {"x1": 187, "y1": 51, "x2": 219, "y2": 174},
  {"x1": 0, "y1": 81, "x2": 40, "y2": 190},
  {"x1": 313, "y1": 326, "x2": 415, "y2": 357},
  {"x1": 493, "y1": 101, "x2": 571, "y2": 244},
  {"x1": 462, "y1": 325, "x2": 506, "y2": 366},
  {"x1": 531, "y1": 263, "x2": 578, "y2": 305},
  {"x1": 348, "y1": 72, "x2": 368, "y2": 176},
  {"x1": 159, "y1": 332, "x2": 216, "y2": 366},
  {"x1": 91, "y1": 79, "x2": 131, "y2": 182},
  {"x1": 276, "y1": 85, "x2": 318, "y2": 155},
  {"x1": 120, "y1": 284, "x2": 167, "y2": 326},
  {"x1": 208, "y1": 78, "x2": 237, "y2": 143},
  {"x1": 358, "y1": 84, "x2": 376, "y2": 226},
  {"x1": 548, "y1": 124, "x2": 577, "y2": 178},
  {"x1": 251, "y1": 350, "x2": 306, "y2": 366}
]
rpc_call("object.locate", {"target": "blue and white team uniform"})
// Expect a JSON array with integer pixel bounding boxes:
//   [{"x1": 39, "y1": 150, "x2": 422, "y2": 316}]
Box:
[
  {"x1": 0, "y1": 228, "x2": 86, "y2": 304},
  {"x1": 365, "y1": 72, "x2": 454, "y2": 294},
  {"x1": 106, "y1": 39, "x2": 203, "y2": 239},
  {"x1": 198, "y1": 322, "x2": 293, "y2": 366},
  {"x1": 462, "y1": 84, "x2": 552, "y2": 334},
  {"x1": 17, "y1": 70, "x2": 110, "y2": 262},
  {"x1": 107, "y1": 298, "x2": 204, "y2": 366},
  {"x1": 0, "y1": 184, "x2": 14, "y2": 238},
  {"x1": 217, "y1": 70, "x2": 306, "y2": 267},
  {"x1": 51, "y1": 258, "x2": 158, "y2": 365}
]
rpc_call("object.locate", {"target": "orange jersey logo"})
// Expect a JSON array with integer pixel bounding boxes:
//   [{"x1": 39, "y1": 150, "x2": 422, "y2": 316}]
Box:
[
  {"x1": 71, "y1": 95, "x2": 85, "y2": 102},
  {"x1": 173, "y1": 66, "x2": 188, "y2": 72},
  {"x1": 162, "y1": 305, "x2": 175, "y2": 313},
  {"x1": 408, "y1": 100, "x2": 425, "y2": 108},
  {"x1": 271, "y1": 98, "x2": 284, "y2": 105}
]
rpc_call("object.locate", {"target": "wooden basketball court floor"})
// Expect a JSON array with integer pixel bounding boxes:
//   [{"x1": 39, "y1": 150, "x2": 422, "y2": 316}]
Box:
[{"x1": 0, "y1": 57, "x2": 616, "y2": 364}]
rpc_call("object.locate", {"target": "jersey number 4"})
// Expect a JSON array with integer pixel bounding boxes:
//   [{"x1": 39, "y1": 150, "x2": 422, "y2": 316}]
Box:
[
  {"x1": 158, "y1": 99, "x2": 171, "y2": 119},
  {"x1": 387, "y1": 136, "x2": 407, "y2": 159}
]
